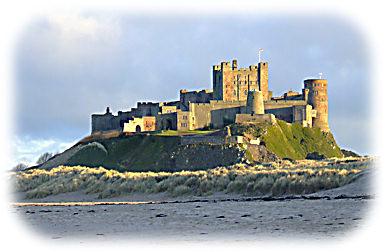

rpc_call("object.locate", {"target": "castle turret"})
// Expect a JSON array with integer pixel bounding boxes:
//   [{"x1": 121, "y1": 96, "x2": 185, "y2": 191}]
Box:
[
  {"x1": 246, "y1": 90, "x2": 264, "y2": 115},
  {"x1": 232, "y1": 59, "x2": 238, "y2": 70},
  {"x1": 258, "y1": 62, "x2": 269, "y2": 101},
  {"x1": 304, "y1": 79, "x2": 330, "y2": 132}
]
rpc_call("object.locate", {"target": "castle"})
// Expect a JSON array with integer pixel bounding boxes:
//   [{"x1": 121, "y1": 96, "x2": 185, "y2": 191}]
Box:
[{"x1": 91, "y1": 59, "x2": 330, "y2": 134}]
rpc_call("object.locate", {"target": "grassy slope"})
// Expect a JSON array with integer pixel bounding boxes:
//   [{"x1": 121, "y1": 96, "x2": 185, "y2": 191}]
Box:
[
  {"x1": 231, "y1": 120, "x2": 343, "y2": 160},
  {"x1": 52, "y1": 121, "x2": 343, "y2": 172},
  {"x1": 66, "y1": 135, "x2": 180, "y2": 172},
  {"x1": 261, "y1": 120, "x2": 342, "y2": 160}
]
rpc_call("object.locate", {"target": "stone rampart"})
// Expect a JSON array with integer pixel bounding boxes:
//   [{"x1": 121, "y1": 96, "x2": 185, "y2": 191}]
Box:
[
  {"x1": 190, "y1": 100, "x2": 245, "y2": 129},
  {"x1": 235, "y1": 113, "x2": 276, "y2": 125},
  {"x1": 180, "y1": 135, "x2": 243, "y2": 145}
]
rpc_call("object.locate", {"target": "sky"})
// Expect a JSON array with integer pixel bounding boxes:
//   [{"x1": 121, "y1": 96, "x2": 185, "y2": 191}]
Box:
[{"x1": 10, "y1": 11, "x2": 372, "y2": 167}]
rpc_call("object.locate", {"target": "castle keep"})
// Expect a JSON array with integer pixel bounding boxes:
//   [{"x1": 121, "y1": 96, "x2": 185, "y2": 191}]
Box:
[{"x1": 91, "y1": 59, "x2": 330, "y2": 134}]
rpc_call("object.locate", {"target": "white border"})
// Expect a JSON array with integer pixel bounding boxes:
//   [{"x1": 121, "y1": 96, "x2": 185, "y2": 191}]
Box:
[{"x1": 1, "y1": 0, "x2": 382, "y2": 251}]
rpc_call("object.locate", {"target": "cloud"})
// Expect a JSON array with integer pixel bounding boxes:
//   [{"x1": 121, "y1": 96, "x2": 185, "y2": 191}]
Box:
[
  {"x1": 11, "y1": 135, "x2": 76, "y2": 168},
  {"x1": 17, "y1": 13, "x2": 122, "y2": 71},
  {"x1": 13, "y1": 13, "x2": 372, "y2": 156},
  {"x1": 46, "y1": 14, "x2": 120, "y2": 42}
]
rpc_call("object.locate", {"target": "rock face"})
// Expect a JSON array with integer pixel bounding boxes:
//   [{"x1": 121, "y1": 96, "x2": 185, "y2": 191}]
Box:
[{"x1": 245, "y1": 144, "x2": 279, "y2": 163}]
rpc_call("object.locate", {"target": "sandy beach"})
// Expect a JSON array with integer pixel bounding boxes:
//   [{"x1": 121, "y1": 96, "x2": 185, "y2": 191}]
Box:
[{"x1": 9, "y1": 168, "x2": 375, "y2": 242}]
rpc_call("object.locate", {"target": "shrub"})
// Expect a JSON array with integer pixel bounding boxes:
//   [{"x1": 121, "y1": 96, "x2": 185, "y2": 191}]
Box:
[
  {"x1": 172, "y1": 185, "x2": 191, "y2": 196},
  {"x1": 36, "y1": 152, "x2": 54, "y2": 165},
  {"x1": 306, "y1": 152, "x2": 326, "y2": 160}
]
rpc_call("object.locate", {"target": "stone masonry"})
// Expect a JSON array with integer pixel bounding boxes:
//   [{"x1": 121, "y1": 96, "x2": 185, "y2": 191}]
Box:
[{"x1": 91, "y1": 58, "x2": 330, "y2": 133}]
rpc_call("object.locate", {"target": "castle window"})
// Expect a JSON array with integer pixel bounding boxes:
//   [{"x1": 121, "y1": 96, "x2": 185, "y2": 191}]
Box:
[
  {"x1": 245, "y1": 81, "x2": 247, "y2": 84},
  {"x1": 181, "y1": 123, "x2": 187, "y2": 127},
  {"x1": 315, "y1": 91, "x2": 318, "y2": 95},
  {"x1": 234, "y1": 81, "x2": 236, "y2": 84},
  {"x1": 183, "y1": 115, "x2": 188, "y2": 120},
  {"x1": 245, "y1": 90, "x2": 247, "y2": 95},
  {"x1": 233, "y1": 90, "x2": 236, "y2": 95}
]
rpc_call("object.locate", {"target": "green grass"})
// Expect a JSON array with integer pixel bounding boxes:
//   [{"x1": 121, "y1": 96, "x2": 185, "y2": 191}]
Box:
[
  {"x1": 264, "y1": 120, "x2": 343, "y2": 160},
  {"x1": 67, "y1": 135, "x2": 181, "y2": 172},
  {"x1": 230, "y1": 120, "x2": 343, "y2": 160},
  {"x1": 44, "y1": 121, "x2": 343, "y2": 174}
]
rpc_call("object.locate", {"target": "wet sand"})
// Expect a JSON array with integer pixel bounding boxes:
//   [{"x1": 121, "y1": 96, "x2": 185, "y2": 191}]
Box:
[
  {"x1": 9, "y1": 169, "x2": 375, "y2": 242},
  {"x1": 12, "y1": 197, "x2": 370, "y2": 242}
]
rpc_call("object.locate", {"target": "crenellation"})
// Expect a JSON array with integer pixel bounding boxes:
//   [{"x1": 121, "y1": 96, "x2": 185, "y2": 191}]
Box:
[{"x1": 91, "y1": 57, "x2": 330, "y2": 134}]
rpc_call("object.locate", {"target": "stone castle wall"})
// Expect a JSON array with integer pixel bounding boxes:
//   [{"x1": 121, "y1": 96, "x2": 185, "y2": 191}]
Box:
[
  {"x1": 180, "y1": 89, "x2": 213, "y2": 111},
  {"x1": 304, "y1": 79, "x2": 330, "y2": 132},
  {"x1": 123, "y1": 116, "x2": 156, "y2": 132},
  {"x1": 91, "y1": 59, "x2": 330, "y2": 134},
  {"x1": 212, "y1": 60, "x2": 268, "y2": 102},
  {"x1": 92, "y1": 102, "x2": 160, "y2": 133},
  {"x1": 235, "y1": 113, "x2": 276, "y2": 125},
  {"x1": 180, "y1": 135, "x2": 243, "y2": 145},
  {"x1": 190, "y1": 100, "x2": 246, "y2": 129}
]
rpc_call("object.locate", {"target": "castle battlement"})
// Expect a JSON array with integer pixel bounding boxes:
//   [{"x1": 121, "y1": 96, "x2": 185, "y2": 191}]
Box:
[
  {"x1": 221, "y1": 62, "x2": 231, "y2": 67},
  {"x1": 137, "y1": 102, "x2": 158, "y2": 106},
  {"x1": 91, "y1": 58, "x2": 330, "y2": 134},
  {"x1": 180, "y1": 89, "x2": 213, "y2": 94}
]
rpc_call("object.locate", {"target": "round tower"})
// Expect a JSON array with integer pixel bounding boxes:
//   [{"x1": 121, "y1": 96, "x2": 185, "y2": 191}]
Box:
[
  {"x1": 304, "y1": 79, "x2": 330, "y2": 132},
  {"x1": 246, "y1": 90, "x2": 264, "y2": 115}
]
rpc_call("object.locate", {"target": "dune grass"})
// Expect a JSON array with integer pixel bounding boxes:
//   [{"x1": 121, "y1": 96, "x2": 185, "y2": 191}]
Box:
[{"x1": 10, "y1": 157, "x2": 373, "y2": 199}]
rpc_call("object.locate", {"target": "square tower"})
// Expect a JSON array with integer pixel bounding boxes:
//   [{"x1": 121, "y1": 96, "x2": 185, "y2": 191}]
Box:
[
  {"x1": 258, "y1": 62, "x2": 269, "y2": 101},
  {"x1": 212, "y1": 59, "x2": 268, "y2": 102}
]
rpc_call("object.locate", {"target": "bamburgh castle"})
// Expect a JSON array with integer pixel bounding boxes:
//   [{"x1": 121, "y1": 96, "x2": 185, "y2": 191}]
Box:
[{"x1": 91, "y1": 59, "x2": 330, "y2": 134}]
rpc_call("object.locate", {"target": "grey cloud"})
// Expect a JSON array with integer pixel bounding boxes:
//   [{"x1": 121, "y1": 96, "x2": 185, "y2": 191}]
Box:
[{"x1": 14, "y1": 13, "x2": 371, "y2": 154}]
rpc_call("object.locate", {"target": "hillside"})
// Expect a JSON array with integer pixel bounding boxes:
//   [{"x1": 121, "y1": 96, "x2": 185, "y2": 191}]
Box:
[
  {"x1": 36, "y1": 120, "x2": 343, "y2": 172},
  {"x1": 37, "y1": 134, "x2": 248, "y2": 172},
  {"x1": 230, "y1": 119, "x2": 343, "y2": 160}
]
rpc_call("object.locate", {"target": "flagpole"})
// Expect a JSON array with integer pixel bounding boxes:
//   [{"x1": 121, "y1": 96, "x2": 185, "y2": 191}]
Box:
[{"x1": 258, "y1": 49, "x2": 263, "y2": 63}]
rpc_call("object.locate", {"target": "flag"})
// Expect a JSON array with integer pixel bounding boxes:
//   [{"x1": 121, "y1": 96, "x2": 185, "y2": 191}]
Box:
[{"x1": 259, "y1": 48, "x2": 264, "y2": 51}]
